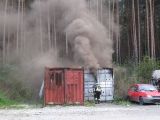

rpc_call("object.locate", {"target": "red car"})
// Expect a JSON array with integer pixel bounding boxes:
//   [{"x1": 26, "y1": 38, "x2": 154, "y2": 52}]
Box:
[{"x1": 128, "y1": 84, "x2": 160, "y2": 105}]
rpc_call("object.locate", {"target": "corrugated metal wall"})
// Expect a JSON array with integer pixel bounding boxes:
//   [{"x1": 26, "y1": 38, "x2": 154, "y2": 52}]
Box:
[
  {"x1": 44, "y1": 68, "x2": 65, "y2": 105},
  {"x1": 97, "y1": 68, "x2": 114, "y2": 101},
  {"x1": 44, "y1": 67, "x2": 113, "y2": 105},
  {"x1": 84, "y1": 70, "x2": 95, "y2": 101},
  {"x1": 44, "y1": 68, "x2": 84, "y2": 105},
  {"x1": 65, "y1": 69, "x2": 84, "y2": 104},
  {"x1": 84, "y1": 68, "x2": 114, "y2": 101}
]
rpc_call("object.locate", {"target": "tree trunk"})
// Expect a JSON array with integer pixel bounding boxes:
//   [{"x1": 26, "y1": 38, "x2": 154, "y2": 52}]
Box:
[
  {"x1": 3, "y1": 0, "x2": 8, "y2": 64},
  {"x1": 137, "y1": 0, "x2": 141, "y2": 62},
  {"x1": 132, "y1": 0, "x2": 138, "y2": 63},
  {"x1": 146, "y1": 0, "x2": 150, "y2": 57},
  {"x1": 149, "y1": 0, "x2": 155, "y2": 59}
]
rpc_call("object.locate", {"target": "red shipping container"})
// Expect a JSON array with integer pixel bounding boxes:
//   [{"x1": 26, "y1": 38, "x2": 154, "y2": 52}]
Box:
[{"x1": 44, "y1": 67, "x2": 84, "y2": 105}]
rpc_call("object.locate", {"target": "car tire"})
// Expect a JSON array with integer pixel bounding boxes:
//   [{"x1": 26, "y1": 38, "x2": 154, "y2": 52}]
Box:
[
  {"x1": 139, "y1": 97, "x2": 144, "y2": 105},
  {"x1": 127, "y1": 96, "x2": 130, "y2": 101}
]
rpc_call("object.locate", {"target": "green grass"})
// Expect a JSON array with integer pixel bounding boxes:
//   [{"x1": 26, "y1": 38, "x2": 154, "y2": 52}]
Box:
[
  {"x1": 113, "y1": 97, "x2": 131, "y2": 106},
  {"x1": 0, "y1": 91, "x2": 18, "y2": 108},
  {"x1": 0, "y1": 91, "x2": 35, "y2": 109},
  {"x1": 84, "y1": 100, "x2": 95, "y2": 107}
]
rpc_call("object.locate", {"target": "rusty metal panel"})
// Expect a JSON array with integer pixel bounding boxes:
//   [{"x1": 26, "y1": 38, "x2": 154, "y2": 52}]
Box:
[
  {"x1": 65, "y1": 69, "x2": 84, "y2": 105},
  {"x1": 44, "y1": 68, "x2": 65, "y2": 105},
  {"x1": 44, "y1": 68, "x2": 84, "y2": 105}
]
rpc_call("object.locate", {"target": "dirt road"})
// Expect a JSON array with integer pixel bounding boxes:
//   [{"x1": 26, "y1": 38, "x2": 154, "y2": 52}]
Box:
[{"x1": 0, "y1": 103, "x2": 160, "y2": 120}]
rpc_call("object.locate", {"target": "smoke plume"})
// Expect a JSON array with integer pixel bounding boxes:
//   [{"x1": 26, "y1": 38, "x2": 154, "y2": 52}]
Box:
[
  {"x1": 1, "y1": 0, "x2": 114, "y2": 68},
  {"x1": 0, "y1": 0, "x2": 115, "y2": 91}
]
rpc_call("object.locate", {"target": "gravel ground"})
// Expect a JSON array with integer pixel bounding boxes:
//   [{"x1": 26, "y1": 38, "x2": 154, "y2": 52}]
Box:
[{"x1": 0, "y1": 103, "x2": 160, "y2": 120}]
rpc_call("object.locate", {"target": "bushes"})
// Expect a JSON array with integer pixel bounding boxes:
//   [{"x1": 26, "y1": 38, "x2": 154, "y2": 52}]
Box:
[
  {"x1": 114, "y1": 56, "x2": 160, "y2": 99},
  {"x1": 0, "y1": 91, "x2": 17, "y2": 107},
  {"x1": 136, "y1": 56, "x2": 160, "y2": 82},
  {"x1": 0, "y1": 64, "x2": 33, "y2": 103},
  {"x1": 114, "y1": 66, "x2": 128, "y2": 98}
]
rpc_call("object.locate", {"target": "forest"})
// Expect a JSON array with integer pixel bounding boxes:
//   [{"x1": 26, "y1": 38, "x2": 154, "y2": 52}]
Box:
[
  {"x1": 118, "y1": 0, "x2": 160, "y2": 63},
  {"x1": 0, "y1": 0, "x2": 160, "y2": 64},
  {"x1": 0, "y1": 0, "x2": 160, "y2": 103}
]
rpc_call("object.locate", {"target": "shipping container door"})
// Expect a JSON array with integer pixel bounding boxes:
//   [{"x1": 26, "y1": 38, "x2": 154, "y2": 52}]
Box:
[
  {"x1": 97, "y1": 69, "x2": 114, "y2": 101},
  {"x1": 84, "y1": 70, "x2": 95, "y2": 101},
  {"x1": 65, "y1": 70, "x2": 84, "y2": 105},
  {"x1": 45, "y1": 69, "x2": 65, "y2": 105}
]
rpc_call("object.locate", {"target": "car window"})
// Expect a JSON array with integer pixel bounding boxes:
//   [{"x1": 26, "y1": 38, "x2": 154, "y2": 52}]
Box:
[
  {"x1": 130, "y1": 86, "x2": 134, "y2": 91},
  {"x1": 130, "y1": 86, "x2": 138, "y2": 92},
  {"x1": 139, "y1": 85, "x2": 157, "y2": 91}
]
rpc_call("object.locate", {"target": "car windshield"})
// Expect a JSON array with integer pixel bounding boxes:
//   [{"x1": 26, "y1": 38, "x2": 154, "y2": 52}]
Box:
[{"x1": 139, "y1": 85, "x2": 157, "y2": 91}]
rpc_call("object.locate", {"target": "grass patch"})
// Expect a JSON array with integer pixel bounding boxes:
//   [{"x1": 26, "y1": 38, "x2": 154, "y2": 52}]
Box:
[
  {"x1": 0, "y1": 91, "x2": 20, "y2": 108},
  {"x1": 113, "y1": 97, "x2": 131, "y2": 106},
  {"x1": 84, "y1": 100, "x2": 95, "y2": 107}
]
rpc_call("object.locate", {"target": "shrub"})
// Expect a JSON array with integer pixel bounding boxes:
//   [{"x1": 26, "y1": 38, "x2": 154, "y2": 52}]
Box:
[
  {"x1": 0, "y1": 64, "x2": 33, "y2": 102},
  {"x1": 114, "y1": 56, "x2": 160, "y2": 99},
  {"x1": 136, "y1": 56, "x2": 160, "y2": 83}
]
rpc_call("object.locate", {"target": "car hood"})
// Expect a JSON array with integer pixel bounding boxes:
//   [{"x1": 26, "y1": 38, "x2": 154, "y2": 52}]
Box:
[{"x1": 142, "y1": 91, "x2": 160, "y2": 96}]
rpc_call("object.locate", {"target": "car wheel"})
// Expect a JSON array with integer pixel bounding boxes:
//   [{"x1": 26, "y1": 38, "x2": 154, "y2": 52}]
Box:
[
  {"x1": 127, "y1": 96, "x2": 130, "y2": 101},
  {"x1": 139, "y1": 97, "x2": 144, "y2": 105}
]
